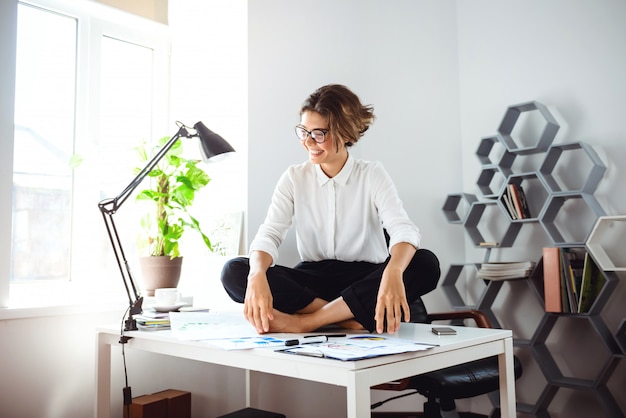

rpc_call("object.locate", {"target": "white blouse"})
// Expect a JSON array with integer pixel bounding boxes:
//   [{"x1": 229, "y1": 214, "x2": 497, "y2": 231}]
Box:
[{"x1": 249, "y1": 154, "x2": 421, "y2": 265}]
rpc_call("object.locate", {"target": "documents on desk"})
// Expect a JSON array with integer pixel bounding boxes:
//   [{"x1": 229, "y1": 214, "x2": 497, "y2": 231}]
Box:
[
  {"x1": 278, "y1": 335, "x2": 437, "y2": 361},
  {"x1": 167, "y1": 311, "x2": 438, "y2": 360},
  {"x1": 169, "y1": 311, "x2": 258, "y2": 340}
]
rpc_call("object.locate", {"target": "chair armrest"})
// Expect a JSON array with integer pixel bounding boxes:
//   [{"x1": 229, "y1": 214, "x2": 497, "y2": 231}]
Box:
[
  {"x1": 372, "y1": 309, "x2": 493, "y2": 392},
  {"x1": 426, "y1": 310, "x2": 492, "y2": 328}
]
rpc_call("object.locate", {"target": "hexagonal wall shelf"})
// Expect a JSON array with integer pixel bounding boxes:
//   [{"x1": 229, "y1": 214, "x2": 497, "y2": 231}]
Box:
[
  {"x1": 586, "y1": 215, "x2": 626, "y2": 271},
  {"x1": 532, "y1": 315, "x2": 619, "y2": 382},
  {"x1": 498, "y1": 101, "x2": 560, "y2": 155},
  {"x1": 499, "y1": 172, "x2": 551, "y2": 222},
  {"x1": 476, "y1": 135, "x2": 516, "y2": 167},
  {"x1": 539, "y1": 142, "x2": 607, "y2": 194},
  {"x1": 616, "y1": 319, "x2": 626, "y2": 355},
  {"x1": 539, "y1": 193, "x2": 606, "y2": 246},
  {"x1": 464, "y1": 200, "x2": 522, "y2": 247},
  {"x1": 440, "y1": 263, "x2": 481, "y2": 309},
  {"x1": 442, "y1": 193, "x2": 478, "y2": 224},
  {"x1": 476, "y1": 165, "x2": 512, "y2": 198},
  {"x1": 443, "y1": 100, "x2": 625, "y2": 418}
]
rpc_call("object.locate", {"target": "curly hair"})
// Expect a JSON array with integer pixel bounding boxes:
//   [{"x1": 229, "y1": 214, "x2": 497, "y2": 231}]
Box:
[{"x1": 299, "y1": 84, "x2": 375, "y2": 147}]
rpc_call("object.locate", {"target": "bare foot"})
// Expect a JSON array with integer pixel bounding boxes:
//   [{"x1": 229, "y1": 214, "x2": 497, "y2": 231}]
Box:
[
  {"x1": 262, "y1": 311, "x2": 365, "y2": 334},
  {"x1": 260, "y1": 297, "x2": 363, "y2": 334},
  {"x1": 264, "y1": 310, "x2": 317, "y2": 333},
  {"x1": 336, "y1": 319, "x2": 366, "y2": 330}
]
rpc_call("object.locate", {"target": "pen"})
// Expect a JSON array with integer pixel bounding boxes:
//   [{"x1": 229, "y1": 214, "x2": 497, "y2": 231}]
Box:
[
  {"x1": 284, "y1": 334, "x2": 347, "y2": 347},
  {"x1": 285, "y1": 335, "x2": 327, "y2": 346}
]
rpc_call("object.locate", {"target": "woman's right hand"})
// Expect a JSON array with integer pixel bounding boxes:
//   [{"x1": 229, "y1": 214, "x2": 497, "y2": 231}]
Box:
[{"x1": 244, "y1": 271, "x2": 274, "y2": 334}]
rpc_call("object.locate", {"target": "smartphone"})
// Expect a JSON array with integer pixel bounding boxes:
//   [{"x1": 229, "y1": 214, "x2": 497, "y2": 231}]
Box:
[{"x1": 431, "y1": 326, "x2": 457, "y2": 335}]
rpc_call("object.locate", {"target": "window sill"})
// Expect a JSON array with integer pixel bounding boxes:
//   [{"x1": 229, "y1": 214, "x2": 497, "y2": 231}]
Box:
[
  {"x1": 2, "y1": 255, "x2": 235, "y2": 320},
  {"x1": 0, "y1": 301, "x2": 127, "y2": 320},
  {"x1": 1, "y1": 281, "x2": 128, "y2": 320}
]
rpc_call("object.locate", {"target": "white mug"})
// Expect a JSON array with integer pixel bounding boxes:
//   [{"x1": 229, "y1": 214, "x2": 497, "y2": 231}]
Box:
[{"x1": 154, "y1": 288, "x2": 180, "y2": 306}]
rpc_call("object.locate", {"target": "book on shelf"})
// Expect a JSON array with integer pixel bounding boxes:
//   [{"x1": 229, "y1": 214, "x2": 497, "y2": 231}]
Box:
[
  {"x1": 543, "y1": 247, "x2": 562, "y2": 313},
  {"x1": 578, "y1": 252, "x2": 607, "y2": 314},
  {"x1": 509, "y1": 184, "x2": 524, "y2": 220},
  {"x1": 560, "y1": 248, "x2": 583, "y2": 313},
  {"x1": 476, "y1": 260, "x2": 535, "y2": 281},
  {"x1": 514, "y1": 184, "x2": 532, "y2": 218},
  {"x1": 501, "y1": 187, "x2": 517, "y2": 220},
  {"x1": 542, "y1": 247, "x2": 604, "y2": 314},
  {"x1": 501, "y1": 183, "x2": 531, "y2": 220}
]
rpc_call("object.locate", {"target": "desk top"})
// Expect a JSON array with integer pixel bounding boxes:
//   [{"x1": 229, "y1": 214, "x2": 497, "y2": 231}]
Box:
[{"x1": 97, "y1": 309, "x2": 512, "y2": 376}]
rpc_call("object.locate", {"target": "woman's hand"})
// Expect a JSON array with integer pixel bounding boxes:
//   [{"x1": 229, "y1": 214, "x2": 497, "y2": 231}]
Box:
[
  {"x1": 374, "y1": 267, "x2": 409, "y2": 333},
  {"x1": 374, "y1": 242, "x2": 416, "y2": 333},
  {"x1": 244, "y1": 251, "x2": 275, "y2": 333},
  {"x1": 244, "y1": 272, "x2": 274, "y2": 333}
]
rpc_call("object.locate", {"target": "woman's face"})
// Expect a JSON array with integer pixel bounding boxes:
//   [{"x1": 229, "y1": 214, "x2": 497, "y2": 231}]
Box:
[{"x1": 299, "y1": 110, "x2": 348, "y2": 177}]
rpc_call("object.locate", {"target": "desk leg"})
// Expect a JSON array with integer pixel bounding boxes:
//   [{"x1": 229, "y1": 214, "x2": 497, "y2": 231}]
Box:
[
  {"x1": 245, "y1": 369, "x2": 251, "y2": 407},
  {"x1": 346, "y1": 375, "x2": 370, "y2": 418},
  {"x1": 95, "y1": 332, "x2": 112, "y2": 418},
  {"x1": 498, "y1": 337, "x2": 516, "y2": 418}
]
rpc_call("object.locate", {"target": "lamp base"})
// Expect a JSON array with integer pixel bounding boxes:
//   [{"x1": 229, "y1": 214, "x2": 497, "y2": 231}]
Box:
[
  {"x1": 123, "y1": 296, "x2": 144, "y2": 333},
  {"x1": 124, "y1": 318, "x2": 138, "y2": 332}
]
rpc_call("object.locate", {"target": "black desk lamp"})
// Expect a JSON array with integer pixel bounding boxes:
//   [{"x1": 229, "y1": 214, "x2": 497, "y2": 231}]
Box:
[{"x1": 98, "y1": 121, "x2": 235, "y2": 332}]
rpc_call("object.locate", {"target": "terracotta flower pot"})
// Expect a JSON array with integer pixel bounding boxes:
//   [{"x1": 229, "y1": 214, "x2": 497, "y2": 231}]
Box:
[{"x1": 139, "y1": 256, "x2": 183, "y2": 296}]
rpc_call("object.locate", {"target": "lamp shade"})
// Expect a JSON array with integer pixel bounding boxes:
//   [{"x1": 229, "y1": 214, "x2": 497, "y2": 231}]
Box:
[{"x1": 194, "y1": 121, "x2": 235, "y2": 162}]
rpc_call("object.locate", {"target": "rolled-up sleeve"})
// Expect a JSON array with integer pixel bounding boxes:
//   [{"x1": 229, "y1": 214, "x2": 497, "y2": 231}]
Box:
[{"x1": 371, "y1": 162, "x2": 421, "y2": 251}]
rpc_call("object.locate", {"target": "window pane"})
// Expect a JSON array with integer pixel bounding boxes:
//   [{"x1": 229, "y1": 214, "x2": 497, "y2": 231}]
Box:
[
  {"x1": 86, "y1": 36, "x2": 156, "y2": 281},
  {"x1": 12, "y1": 4, "x2": 77, "y2": 282},
  {"x1": 98, "y1": 36, "x2": 154, "y2": 196}
]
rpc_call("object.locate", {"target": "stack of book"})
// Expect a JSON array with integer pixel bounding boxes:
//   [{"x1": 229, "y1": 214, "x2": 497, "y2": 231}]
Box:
[
  {"x1": 476, "y1": 261, "x2": 536, "y2": 281},
  {"x1": 134, "y1": 311, "x2": 171, "y2": 330},
  {"x1": 543, "y1": 247, "x2": 607, "y2": 314},
  {"x1": 501, "y1": 183, "x2": 531, "y2": 220}
]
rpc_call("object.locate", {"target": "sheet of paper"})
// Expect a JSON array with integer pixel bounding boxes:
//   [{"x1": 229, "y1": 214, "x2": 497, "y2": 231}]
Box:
[
  {"x1": 169, "y1": 310, "x2": 257, "y2": 341},
  {"x1": 278, "y1": 334, "x2": 438, "y2": 361},
  {"x1": 203, "y1": 336, "x2": 286, "y2": 350}
]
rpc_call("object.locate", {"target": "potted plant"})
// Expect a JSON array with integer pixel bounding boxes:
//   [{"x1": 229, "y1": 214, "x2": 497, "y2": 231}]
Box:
[{"x1": 135, "y1": 135, "x2": 213, "y2": 296}]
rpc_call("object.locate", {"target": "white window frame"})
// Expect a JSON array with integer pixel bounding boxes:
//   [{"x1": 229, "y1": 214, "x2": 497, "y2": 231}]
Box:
[{"x1": 1, "y1": 0, "x2": 170, "y2": 312}]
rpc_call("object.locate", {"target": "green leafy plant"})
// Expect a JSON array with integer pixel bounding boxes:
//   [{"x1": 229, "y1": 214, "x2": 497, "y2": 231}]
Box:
[{"x1": 135, "y1": 136, "x2": 213, "y2": 258}]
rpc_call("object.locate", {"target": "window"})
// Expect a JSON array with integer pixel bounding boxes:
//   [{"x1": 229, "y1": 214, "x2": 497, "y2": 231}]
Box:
[
  {"x1": 13, "y1": 4, "x2": 77, "y2": 282},
  {"x1": 8, "y1": 0, "x2": 169, "y2": 306}
]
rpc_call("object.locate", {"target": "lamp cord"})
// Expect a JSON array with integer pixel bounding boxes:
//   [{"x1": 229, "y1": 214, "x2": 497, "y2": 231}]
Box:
[
  {"x1": 119, "y1": 307, "x2": 133, "y2": 415},
  {"x1": 371, "y1": 390, "x2": 419, "y2": 410}
]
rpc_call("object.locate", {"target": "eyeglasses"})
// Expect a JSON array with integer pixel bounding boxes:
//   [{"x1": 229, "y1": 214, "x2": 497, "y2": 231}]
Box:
[{"x1": 295, "y1": 125, "x2": 329, "y2": 144}]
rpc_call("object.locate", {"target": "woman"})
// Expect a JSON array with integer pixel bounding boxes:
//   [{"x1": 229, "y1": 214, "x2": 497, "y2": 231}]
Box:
[{"x1": 221, "y1": 84, "x2": 440, "y2": 334}]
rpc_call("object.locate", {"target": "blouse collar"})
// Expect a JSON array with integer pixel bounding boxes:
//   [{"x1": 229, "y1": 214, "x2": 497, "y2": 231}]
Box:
[{"x1": 315, "y1": 153, "x2": 354, "y2": 187}]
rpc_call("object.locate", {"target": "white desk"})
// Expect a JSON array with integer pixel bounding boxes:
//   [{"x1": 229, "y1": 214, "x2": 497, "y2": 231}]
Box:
[{"x1": 95, "y1": 320, "x2": 515, "y2": 418}]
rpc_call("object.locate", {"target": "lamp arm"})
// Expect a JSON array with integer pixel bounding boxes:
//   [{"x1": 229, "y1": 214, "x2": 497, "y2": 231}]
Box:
[
  {"x1": 97, "y1": 123, "x2": 190, "y2": 331},
  {"x1": 98, "y1": 208, "x2": 143, "y2": 331},
  {"x1": 103, "y1": 124, "x2": 189, "y2": 213}
]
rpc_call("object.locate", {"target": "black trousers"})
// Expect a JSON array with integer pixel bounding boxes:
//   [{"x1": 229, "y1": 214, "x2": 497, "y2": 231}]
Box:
[{"x1": 220, "y1": 249, "x2": 441, "y2": 332}]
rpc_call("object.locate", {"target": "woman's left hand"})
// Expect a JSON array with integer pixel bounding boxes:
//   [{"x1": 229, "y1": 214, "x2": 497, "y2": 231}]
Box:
[
  {"x1": 374, "y1": 267, "x2": 409, "y2": 334},
  {"x1": 374, "y1": 242, "x2": 416, "y2": 333}
]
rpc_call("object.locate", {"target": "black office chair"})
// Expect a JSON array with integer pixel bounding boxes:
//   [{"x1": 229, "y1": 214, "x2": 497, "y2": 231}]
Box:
[{"x1": 372, "y1": 297, "x2": 523, "y2": 418}]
